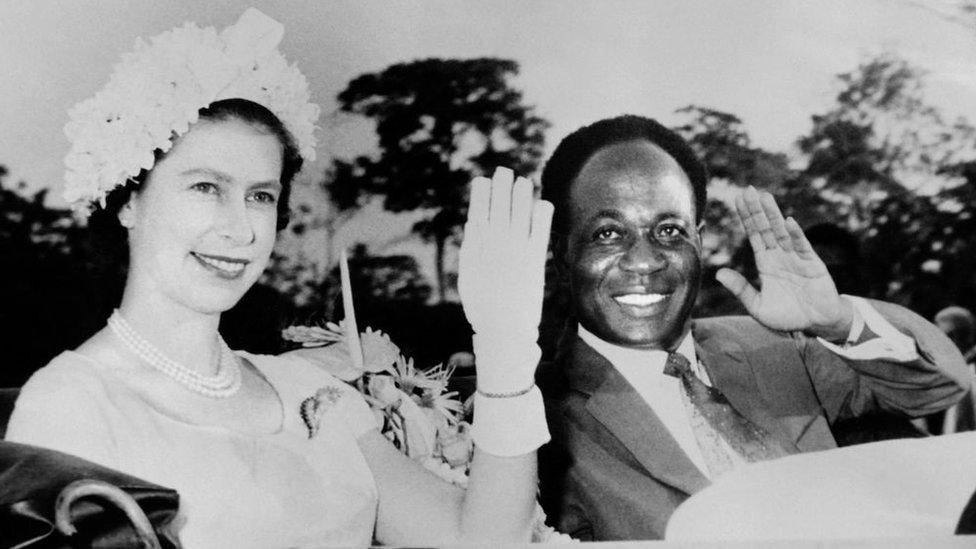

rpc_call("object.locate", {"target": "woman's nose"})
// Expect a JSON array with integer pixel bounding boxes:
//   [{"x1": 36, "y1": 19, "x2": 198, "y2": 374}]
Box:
[{"x1": 215, "y1": 199, "x2": 255, "y2": 246}]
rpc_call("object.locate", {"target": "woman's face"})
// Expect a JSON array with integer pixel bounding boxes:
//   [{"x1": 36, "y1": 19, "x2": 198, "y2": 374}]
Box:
[{"x1": 122, "y1": 117, "x2": 284, "y2": 314}]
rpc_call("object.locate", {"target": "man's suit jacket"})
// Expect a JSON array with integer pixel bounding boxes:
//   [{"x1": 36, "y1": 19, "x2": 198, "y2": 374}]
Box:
[{"x1": 538, "y1": 301, "x2": 969, "y2": 541}]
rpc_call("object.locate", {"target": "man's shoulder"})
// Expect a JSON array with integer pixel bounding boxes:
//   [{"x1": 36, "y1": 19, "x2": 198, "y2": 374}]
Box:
[{"x1": 693, "y1": 315, "x2": 788, "y2": 341}]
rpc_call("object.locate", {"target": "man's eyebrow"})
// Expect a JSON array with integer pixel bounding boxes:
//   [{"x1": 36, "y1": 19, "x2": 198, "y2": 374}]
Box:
[
  {"x1": 586, "y1": 209, "x2": 626, "y2": 223},
  {"x1": 584, "y1": 209, "x2": 690, "y2": 224},
  {"x1": 178, "y1": 168, "x2": 231, "y2": 182}
]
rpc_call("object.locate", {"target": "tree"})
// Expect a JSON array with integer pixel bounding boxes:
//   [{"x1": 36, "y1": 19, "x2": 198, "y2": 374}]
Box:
[
  {"x1": 796, "y1": 54, "x2": 975, "y2": 229},
  {"x1": 319, "y1": 243, "x2": 432, "y2": 317},
  {"x1": 674, "y1": 106, "x2": 793, "y2": 190},
  {"x1": 0, "y1": 167, "x2": 107, "y2": 385},
  {"x1": 672, "y1": 106, "x2": 798, "y2": 317},
  {"x1": 326, "y1": 58, "x2": 549, "y2": 301},
  {"x1": 673, "y1": 105, "x2": 799, "y2": 256},
  {"x1": 793, "y1": 54, "x2": 976, "y2": 314}
]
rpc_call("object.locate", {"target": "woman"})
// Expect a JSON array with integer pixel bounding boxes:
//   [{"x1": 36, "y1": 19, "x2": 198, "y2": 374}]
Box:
[{"x1": 5, "y1": 9, "x2": 553, "y2": 547}]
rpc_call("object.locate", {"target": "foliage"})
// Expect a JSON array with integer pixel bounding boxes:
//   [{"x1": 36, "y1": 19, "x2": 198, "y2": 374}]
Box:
[
  {"x1": 0, "y1": 170, "x2": 104, "y2": 385},
  {"x1": 676, "y1": 54, "x2": 976, "y2": 320},
  {"x1": 325, "y1": 58, "x2": 550, "y2": 300}
]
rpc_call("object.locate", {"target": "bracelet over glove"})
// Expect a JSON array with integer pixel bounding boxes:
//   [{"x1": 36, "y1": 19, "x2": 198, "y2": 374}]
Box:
[{"x1": 458, "y1": 168, "x2": 553, "y2": 457}]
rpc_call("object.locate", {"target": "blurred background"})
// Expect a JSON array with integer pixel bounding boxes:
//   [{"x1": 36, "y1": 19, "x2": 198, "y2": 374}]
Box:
[{"x1": 1, "y1": 0, "x2": 975, "y2": 389}]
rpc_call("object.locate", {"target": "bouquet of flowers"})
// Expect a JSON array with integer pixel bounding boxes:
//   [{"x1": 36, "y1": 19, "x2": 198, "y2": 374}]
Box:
[
  {"x1": 282, "y1": 252, "x2": 574, "y2": 543},
  {"x1": 283, "y1": 321, "x2": 474, "y2": 486}
]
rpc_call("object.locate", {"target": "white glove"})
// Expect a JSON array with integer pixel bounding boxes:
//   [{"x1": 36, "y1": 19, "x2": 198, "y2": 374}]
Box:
[{"x1": 458, "y1": 167, "x2": 553, "y2": 395}]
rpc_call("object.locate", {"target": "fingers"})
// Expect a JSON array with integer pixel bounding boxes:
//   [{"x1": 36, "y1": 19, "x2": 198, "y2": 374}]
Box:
[
  {"x1": 759, "y1": 191, "x2": 792, "y2": 252},
  {"x1": 487, "y1": 167, "x2": 514, "y2": 234},
  {"x1": 734, "y1": 192, "x2": 766, "y2": 253},
  {"x1": 715, "y1": 267, "x2": 760, "y2": 313},
  {"x1": 530, "y1": 200, "x2": 554, "y2": 260},
  {"x1": 735, "y1": 186, "x2": 791, "y2": 253},
  {"x1": 466, "y1": 176, "x2": 491, "y2": 228},
  {"x1": 785, "y1": 216, "x2": 817, "y2": 258},
  {"x1": 510, "y1": 175, "x2": 534, "y2": 238}
]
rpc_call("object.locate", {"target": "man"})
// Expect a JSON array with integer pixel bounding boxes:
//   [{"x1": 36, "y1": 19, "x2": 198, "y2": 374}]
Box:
[
  {"x1": 535, "y1": 115, "x2": 969, "y2": 541},
  {"x1": 932, "y1": 306, "x2": 976, "y2": 434}
]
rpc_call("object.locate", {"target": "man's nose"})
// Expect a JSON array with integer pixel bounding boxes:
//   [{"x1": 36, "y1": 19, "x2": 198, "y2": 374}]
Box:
[
  {"x1": 618, "y1": 235, "x2": 666, "y2": 274},
  {"x1": 215, "y1": 199, "x2": 255, "y2": 246}
]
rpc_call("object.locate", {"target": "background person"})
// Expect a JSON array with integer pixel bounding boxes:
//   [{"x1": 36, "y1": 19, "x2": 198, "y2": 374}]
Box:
[{"x1": 932, "y1": 305, "x2": 976, "y2": 434}]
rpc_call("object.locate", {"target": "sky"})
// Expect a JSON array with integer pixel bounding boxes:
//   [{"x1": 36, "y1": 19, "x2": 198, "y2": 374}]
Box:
[{"x1": 1, "y1": 0, "x2": 974, "y2": 280}]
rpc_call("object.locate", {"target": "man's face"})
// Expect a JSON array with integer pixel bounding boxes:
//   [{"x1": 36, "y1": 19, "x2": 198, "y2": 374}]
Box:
[{"x1": 561, "y1": 139, "x2": 702, "y2": 350}]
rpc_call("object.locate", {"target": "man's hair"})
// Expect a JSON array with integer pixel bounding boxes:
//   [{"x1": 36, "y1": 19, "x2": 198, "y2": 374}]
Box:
[
  {"x1": 540, "y1": 115, "x2": 709, "y2": 233},
  {"x1": 935, "y1": 305, "x2": 976, "y2": 350}
]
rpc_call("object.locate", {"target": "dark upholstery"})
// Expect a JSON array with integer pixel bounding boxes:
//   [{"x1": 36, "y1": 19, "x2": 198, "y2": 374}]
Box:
[
  {"x1": 1, "y1": 440, "x2": 181, "y2": 548},
  {"x1": 0, "y1": 388, "x2": 19, "y2": 440},
  {"x1": 831, "y1": 413, "x2": 928, "y2": 447}
]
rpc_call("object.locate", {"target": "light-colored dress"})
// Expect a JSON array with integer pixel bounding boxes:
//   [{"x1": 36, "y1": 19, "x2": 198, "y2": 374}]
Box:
[{"x1": 5, "y1": 350, "x2": 378, "y2": 548}]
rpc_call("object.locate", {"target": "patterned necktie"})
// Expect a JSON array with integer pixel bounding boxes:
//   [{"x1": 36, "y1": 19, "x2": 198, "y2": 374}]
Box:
[{"x1": 664, "y1": 352, "x2": 790, "y2": 463}]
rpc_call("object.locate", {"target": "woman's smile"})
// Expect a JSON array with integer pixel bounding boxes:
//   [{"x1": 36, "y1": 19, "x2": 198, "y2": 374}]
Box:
[{"x1": 190, "y1": 251, "x2": 249, "y2": 280}]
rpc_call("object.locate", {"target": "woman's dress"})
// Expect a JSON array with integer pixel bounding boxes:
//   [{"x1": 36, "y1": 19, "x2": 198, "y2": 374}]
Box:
[{"x1": 6, "y1": 350, "x2": 378, "y2": 548}]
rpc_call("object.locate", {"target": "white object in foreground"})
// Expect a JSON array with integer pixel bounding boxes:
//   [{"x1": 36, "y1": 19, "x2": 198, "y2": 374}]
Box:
[{"x1": 667, "y1": 431, "x2": 976, "y2": 540}]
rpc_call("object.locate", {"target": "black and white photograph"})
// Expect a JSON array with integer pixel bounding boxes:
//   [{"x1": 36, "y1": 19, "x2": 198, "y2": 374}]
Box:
[{"x1": 1, "y1": 1, "x2": 975, "y2": 547}]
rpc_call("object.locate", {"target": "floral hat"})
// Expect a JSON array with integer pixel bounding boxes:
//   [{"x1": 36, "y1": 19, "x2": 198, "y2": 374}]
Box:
[{"x1": 62, "y1": 8, "x2": 320, "y2": 214}]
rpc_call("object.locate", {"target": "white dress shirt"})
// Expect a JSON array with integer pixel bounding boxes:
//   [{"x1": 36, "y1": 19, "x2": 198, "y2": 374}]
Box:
[{"x1": 578, "y1": 296, "x2": 918, "y2": 479}]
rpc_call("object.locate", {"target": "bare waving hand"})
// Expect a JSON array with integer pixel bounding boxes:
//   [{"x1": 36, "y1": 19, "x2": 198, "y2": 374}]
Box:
[{"x1": 716, "y1": 186, "x2": 852, "y2": 339}]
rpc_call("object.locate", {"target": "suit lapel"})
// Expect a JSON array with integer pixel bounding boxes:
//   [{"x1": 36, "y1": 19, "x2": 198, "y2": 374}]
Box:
[
  {"x1": 564, "y1": 337, "x2": 710, "y2": 495},
  {"x1": 692, "y1": 322, "x2": 801, "y2": 455}
]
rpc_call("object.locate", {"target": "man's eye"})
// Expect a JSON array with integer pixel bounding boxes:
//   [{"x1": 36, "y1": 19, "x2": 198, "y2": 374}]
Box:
[
  {"x1": 593, "y1": 227, "x2": 622, "y2": 241},
  {"x1": 191, "y1": 182, "x2": 219, "y2": 194},
  {"x1": 657, "y1": 224, "x2": 687, "y2": 240}
]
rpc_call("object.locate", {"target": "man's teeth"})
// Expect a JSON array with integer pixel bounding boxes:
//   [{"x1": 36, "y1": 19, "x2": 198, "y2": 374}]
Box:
[
  {"x1": 197, "y1": 255, "x2": 245, "y2": 273},
  {"x1": 614, "y1": 294, "x2": 665, "y2": 306}
]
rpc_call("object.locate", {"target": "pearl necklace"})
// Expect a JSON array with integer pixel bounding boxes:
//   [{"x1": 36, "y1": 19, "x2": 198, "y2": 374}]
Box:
[{"x1": 108, "y1": 310, "x2": 242, "y2": 398}]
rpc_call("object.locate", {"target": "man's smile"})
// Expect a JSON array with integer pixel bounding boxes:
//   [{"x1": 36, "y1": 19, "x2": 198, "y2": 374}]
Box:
[{"x1": 613, "y1": 293, "x2": 667, "y2": 307}]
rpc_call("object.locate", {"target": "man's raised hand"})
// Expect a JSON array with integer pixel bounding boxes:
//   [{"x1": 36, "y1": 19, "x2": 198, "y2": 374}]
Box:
[{"x1": 715, "y1": 186, "x2": 852, "y2": 340}]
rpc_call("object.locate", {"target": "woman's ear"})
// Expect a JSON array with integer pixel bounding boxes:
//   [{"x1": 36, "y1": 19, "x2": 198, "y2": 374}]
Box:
[{"x1": 117, "y1": 198, "x2": 136, "y2": 229}]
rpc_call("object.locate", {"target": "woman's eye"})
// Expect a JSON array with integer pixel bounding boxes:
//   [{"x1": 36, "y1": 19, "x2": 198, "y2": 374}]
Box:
[
  {"x1": 248, "y1": 191, "x2": 278, "y2": 204},
  {"x1": 191, "y1": 182, "x2": 219, "y2": 194}
]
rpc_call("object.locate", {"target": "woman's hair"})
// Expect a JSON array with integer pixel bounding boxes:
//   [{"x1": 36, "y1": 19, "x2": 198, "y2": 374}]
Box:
[{"x1": 87, "y1": 98, "x2": 303, "y2": 286}]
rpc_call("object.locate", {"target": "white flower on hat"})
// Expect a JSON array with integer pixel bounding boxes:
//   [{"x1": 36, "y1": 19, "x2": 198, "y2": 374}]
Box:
[{"x1": 62, "y1": 8, "x2": 320, "y2": 213}]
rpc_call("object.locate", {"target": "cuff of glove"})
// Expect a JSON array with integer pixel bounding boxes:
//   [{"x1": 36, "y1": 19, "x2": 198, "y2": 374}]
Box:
[
  {"x1": 471, "y1": 332, "x2": 540, "y2": 394},
  {"x1": 470, "y1": 386, "x2": 550, "y2": 457}
]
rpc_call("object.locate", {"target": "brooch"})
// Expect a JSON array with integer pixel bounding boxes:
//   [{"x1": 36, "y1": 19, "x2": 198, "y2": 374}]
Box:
[{"x1": 299, "y1": 386, "x2": 344, "y2": 438}]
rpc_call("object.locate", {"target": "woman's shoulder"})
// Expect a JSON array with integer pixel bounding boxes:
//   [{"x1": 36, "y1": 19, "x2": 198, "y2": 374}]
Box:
[
  {"x1": 237, "y1": 348, "x2": 348, "y2": 388},
  {"x1": 22, "y1": 329, "x2": 131, "y2": 390},
  {"x1": 21, "y1": 350, "x2": 111, "y2": 396},
  {"x1": 237, "y1": 349, "x2": 378, "y2": 437}
]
